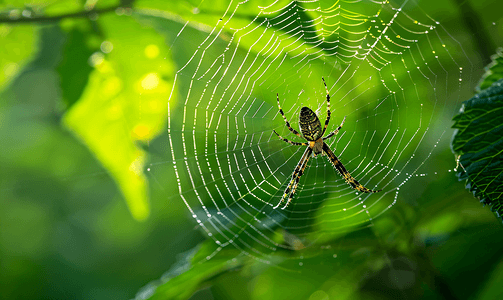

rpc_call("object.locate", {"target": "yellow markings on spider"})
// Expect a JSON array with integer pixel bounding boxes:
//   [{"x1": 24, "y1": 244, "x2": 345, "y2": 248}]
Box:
[{"x1": 272, "y1": 78, "x2": 381, "y2": 210}]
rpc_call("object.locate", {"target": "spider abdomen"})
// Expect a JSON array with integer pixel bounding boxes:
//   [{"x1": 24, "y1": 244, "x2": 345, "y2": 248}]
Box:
[{"x1": 299, "y1": 106, "x2": 322, "y2": 141}]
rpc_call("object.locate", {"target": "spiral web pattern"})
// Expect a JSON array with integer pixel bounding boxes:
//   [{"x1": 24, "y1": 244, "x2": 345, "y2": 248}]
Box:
[{"x1": 148, "y1": 0, "x2": 472, "y2": 265}]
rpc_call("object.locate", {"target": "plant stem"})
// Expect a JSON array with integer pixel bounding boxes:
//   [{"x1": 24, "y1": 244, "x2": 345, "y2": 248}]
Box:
[{"x1": 0, "y1": 5, "x2": 124, "y2": 24}]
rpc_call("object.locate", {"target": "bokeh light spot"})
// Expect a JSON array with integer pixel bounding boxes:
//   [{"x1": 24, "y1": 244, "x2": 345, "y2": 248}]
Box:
[
  {"x1": 145, "y1": 44, "x2": 160, "y2": 59},
  {"x1": 140, "y1": 73, "x2": 160, "y2": 90},
  {"x1": 100, "y1": 41, "x2": 113, "y2": 53},
  {"x1": 4, "y1": 62, "x2": 19, "y2": 77},
  {"x1": 129, "y1": 154, "x2": 144, "y2": 176},
  {"x1": 133, "y1": 124, "x2": 150, "y2": 139},
  {"x1": 89, "y1": 52, "x2": 105, "y2": 67}
]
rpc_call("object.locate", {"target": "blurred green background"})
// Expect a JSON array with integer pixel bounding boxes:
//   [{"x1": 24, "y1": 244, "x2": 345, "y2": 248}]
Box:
[{"x1": 1, "y1": 0, "x2": 503, "y2": 299}]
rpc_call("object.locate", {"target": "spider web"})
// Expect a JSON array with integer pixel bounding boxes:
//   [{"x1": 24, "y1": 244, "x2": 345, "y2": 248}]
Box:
[{"x1": 146, "y1": 0, "x2": 473, "y2": 267}]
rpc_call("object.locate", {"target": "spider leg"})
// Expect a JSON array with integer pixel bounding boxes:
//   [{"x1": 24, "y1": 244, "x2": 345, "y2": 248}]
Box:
[
  {"x1": 322, "y1": 142, "x2": 381, "y2": 193},
  {"x1": 277, "y1": 93, "x2": 302, "y2": 138},
  {"x1": 274, "y1": 147, "x2": 312, "y2": 209},
  {"x1": 321, "y1": 77, "x2": 331, "y2": 136},
  {"x1": 273, "y1": 130, "x2": 308, "y2": 146},
  {"x1": 282, "y1": 147, "x2": 312, "y2": 210},
  {"x1": 323, "y1": 116, "x2": 346, "y2": 140}
]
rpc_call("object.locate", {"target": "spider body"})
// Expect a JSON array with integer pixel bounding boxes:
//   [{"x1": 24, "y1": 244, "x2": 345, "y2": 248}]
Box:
[
  {"x1": 272, "y1": 78, "x2": 381, "y2": 210},
  {"x1": 299, "y1": 106, "x2": 324, "y2": 155}
]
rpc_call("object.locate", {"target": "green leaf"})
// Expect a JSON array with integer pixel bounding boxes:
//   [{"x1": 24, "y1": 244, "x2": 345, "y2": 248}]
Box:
[
  {"x1": 63, "y1": 14, "x2": 176, "y2": 221},
  {"x1": 0, "y1": 24, "x2": 36, "y2": 90},
  {"x1": 134, "y1": 1, "x2": 330, "y2": 61},
  {"x1": 451, "y1": 78, "x2": 503, "y2": 222},
  {"x1": 135, "y1": 241, "x2": 245, "y2": 300},
  {"x1": 56, "y1": 25, "x2": 96, "y2": 109},
  {"x1": 477, "y1": 48, "x2": 503, "y2": 92},
  {"x1": 0, "y1": 0, "x2": 120, "y2": 16},
  {"x1": 0, "y1": 0, "x2": 80, "y2": 16}
]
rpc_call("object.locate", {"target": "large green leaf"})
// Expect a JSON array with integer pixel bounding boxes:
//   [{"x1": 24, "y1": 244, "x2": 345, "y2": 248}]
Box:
[
  {"x1": 477, "y1": 48, "x2": 503, "y2": 92},
  {"x1": 56, "y1": 23, "x2": 97, "y2": 109},
  {"x1": 135, "y1": 241, "x2": 245, "y2": 300},
  {"x1": 134, "y1": 0, "x2": 335, "y2": 62},
  {"x1": 0, "y1": 24, "x2": 36, "y2": 90},
  {"x1": 451, "y1": 78, "x2": 503, "y2": 222},
  {"x1": 63, "y1": 14, "x2": 176, "y2": 220}
]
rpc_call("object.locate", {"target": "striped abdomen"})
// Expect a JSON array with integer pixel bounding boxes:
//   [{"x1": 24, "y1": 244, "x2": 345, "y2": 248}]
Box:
[{"x1": 299, "y1": 106, "x2": 322, "y2": 141}]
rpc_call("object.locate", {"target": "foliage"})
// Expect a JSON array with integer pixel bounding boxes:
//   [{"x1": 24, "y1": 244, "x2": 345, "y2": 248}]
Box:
[
  {"x1": 452, "y1": 78, "x2": 503, "y2": 222},
  {"x1": 477, "y1": 48, "x2": 503, "y2": 92},
  {"x1": 62, "y1": 14, "x2": 176, "y2": 220},
  {"x1": 135, "y1": 241, "x2": 246, "y2": 300},
  {"x1": 1, "y1": 1, "x2": 503, "y2": 300},
  {"x1": 0, "y1": 24, "x2": 36, "y2": 89}
]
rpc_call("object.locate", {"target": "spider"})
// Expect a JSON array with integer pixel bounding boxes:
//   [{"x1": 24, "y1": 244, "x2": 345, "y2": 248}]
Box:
[{"x1": 273, "y1": 78, "x2": 381, "y2": 210}]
